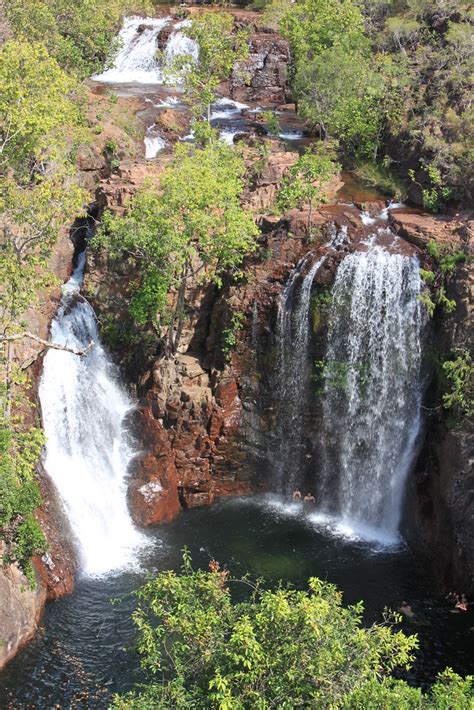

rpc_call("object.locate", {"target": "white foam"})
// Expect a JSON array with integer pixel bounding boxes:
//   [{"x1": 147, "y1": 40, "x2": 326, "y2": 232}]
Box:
[
  {"x1": 279, "y1": 130, "x2": 303, "y2": 140},
  {"x1": 93, "y1": 16, "x2": 171, "y2": 84},
  {"x1": 144, "y1": 126, "x2": 165, "y2": 158}
]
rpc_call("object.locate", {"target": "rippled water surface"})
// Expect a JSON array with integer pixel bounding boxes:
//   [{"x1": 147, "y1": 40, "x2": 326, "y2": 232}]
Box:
[{"x1": 1, "y1": 495, "x2": 473, "y2": 708}]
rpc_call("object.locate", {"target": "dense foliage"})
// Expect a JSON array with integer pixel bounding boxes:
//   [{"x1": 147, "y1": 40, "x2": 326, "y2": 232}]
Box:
[
  {"x1": 92, "y1": 141, "x2": 258, "y2": 352},
  {"x1": 264, "y1": 0, "x2": 473, "y2": 204},
  {"x1": 5, "y1": 0, "x2": 153, "y2": 78},
  {"x1": 0, "y1": 381, "x2": 46, "y2": 583},
  {"x1": 112, "y1": 556, "x2": 474, "y2": 708}
]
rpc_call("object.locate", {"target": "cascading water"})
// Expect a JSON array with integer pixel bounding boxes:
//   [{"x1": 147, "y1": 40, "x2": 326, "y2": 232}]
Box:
[
  {"x1": 93, "y1": 16, "x2": 171, "y2": 84},
  {"x1": 39, "y1": 252, "x2": 146, "y2": 576},
  {"x1": 92, "y1": 16, "x2": 198, "y2": 85},
  {"x1": 271, "y1": 253, "x2": 327, "y2": 493},
  {"x1": 317, "y1": 246, "x2": 424, "y2": 540},
  {"x1": 164, "y1": 20, "x2": 199, "y2": 65}
]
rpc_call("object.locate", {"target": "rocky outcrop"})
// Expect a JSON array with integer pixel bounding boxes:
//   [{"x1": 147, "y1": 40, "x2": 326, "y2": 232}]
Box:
[
  {"x1": 389, "y1": 209, "x2": 472, "y2": 249},
  {"x1": 231, "y1": 31, "x2": 291, "y2": 105},
  {"x1": 0, "y1": 554, "x2": 46, "y2": 670}
]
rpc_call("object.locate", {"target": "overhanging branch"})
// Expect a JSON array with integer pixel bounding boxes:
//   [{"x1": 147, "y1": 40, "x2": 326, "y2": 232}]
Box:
[{"x1": 0, "y1": 331, "x2": 95, "y2": 357}]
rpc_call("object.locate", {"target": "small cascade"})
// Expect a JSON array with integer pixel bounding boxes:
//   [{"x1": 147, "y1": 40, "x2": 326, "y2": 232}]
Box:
[
  {"x1": 92, "y1": 16, "x2": 171, "y2": 84},
  {"x1": 271, "y1": 253, "x2": 327, "y2": 494},
  {"x1": 318, "y1": 247, "x2": 424, "y2": 539},
  {"x1": 164, "y1": 20, "x2": 199, "y2": 65},
  {"x1": 144, "y1": 125, "x2": 165, "y2": 158},
  {"x1": 39, "y1": 252, "x2": 146, "y2": 575},
  {"x1": 92, "y1": 16, "x2": 198, "y2": 86}
]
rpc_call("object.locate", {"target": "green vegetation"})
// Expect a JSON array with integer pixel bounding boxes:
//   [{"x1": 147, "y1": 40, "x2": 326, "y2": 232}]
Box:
[
  {"x1": 5, "y1": 0, "x2": 153, "y2": 78},
  {"x1": 310, "y1": 286, "x2": 332, "y2": 333},
  {"x1": 418, "y1": 241, "x2": 468, "y2": 318},
  {"x1": 277, "y1": 144, "x2": 340, "y2": 233},
  {"x1": 442, "y1": 349, "x2": 474, "y2": 419},
  {"x1": 221, "y1": 312, "x2": 246, "y2": 364},
  {"x1": 260, "y1": 111, "x2": 281, "y2": 136},
  {"x1": 165, "y1": 12, "x2": 250, "y2": 125},
  {"x1": 111, "y1": 555, "x2": 474, "y2": 708},
  {"x1": 262, "y1": 0, "x2": 473, "y2": 205},
  {"x1": 92, "y1": 141, "x2": 259, "y2": 354},
  {"x1": 354, "y1": 160, "x2": 407, "y2": 201},
  {"x1": 0, "y1": 379, "x2": 47, "y2": 584}
]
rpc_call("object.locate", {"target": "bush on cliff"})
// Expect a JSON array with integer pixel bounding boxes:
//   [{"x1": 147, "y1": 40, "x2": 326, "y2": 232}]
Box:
[{"x1": 111, "y1": 555, "x2": 474, "y2": 709}]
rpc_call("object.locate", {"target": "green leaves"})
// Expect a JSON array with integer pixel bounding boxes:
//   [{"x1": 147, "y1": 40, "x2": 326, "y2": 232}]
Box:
[
  {"x1": 442, "y1": 349, "x2": 474, "y2": 419},
  {"x1": 0, "y1": 40, "x2": 77, "y2": 172},
  {"x1": 0, "y1": 382, "x2": 47, "y2": 584},
  {"x1": 112, "y1": 556, "x2": 474, "y2": 708},
  {"x1": 92, "y1": 142, "x2": 258, "y2": 348}
]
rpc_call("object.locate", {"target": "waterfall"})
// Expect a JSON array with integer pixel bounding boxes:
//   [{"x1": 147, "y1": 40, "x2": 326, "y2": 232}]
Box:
[
  {"x1": 144, "y1": 125, "x2": 165, "y2": 159},
  {"x1": 92, "y1": 16, "x2": 198, "y2": 85},
  {"x1": 39, "y1": 253, "x2": 146, "y2": 576},
  {"x1": 165, "y1": 20, "x2": 199, "y2": 65},
  {"x1": 271, "y1": 253, "x2": 327, "y2": 494},
  {"x1": 318, "y1": 247, "x2": 424, "y2": 540}
]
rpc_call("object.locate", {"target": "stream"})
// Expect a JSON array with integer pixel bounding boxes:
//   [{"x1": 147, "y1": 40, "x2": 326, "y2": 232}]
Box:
[{"x1": 1, "y1": 13, "x2": 473, "y2": 707}]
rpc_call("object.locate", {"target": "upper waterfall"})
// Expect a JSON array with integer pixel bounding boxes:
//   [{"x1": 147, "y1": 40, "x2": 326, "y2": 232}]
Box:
[
  {"x1": 317, "y1": 246, "x2": 424, "y2": 540},
  {"x1": 39, "y1": 253, "x2": 146, "y2": 575},
  {"x1": 92, "y1": 16, "x2": 198, "y2": 85}
]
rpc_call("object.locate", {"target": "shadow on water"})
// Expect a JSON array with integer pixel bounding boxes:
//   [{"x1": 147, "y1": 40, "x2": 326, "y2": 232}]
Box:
[{"x1": 1, "y1": 494, "x2": 473, "y2": 708}]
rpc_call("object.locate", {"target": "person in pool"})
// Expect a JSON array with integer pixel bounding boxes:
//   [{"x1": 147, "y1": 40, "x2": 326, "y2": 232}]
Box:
[
  {"x1": 293, "y1": 490, "x2": 302, "y2": 500},
  {"x1": 399, "y1": 601, "x2": 415, "y2": 618},
  {"x1": 303, "y1": 492, "x2": 315, "y2": 503}
]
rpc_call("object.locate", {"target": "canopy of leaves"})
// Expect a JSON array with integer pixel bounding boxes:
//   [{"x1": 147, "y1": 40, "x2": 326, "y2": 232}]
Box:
[
  {"x1": 111, "y1": 556, "x2": 474, "y2": 709},
  {"x1": 267, "y1": 0, "x2": 472, "y2": 202},
  {"x1": 0, "y1": 40, "x2": 78, "y2": 173},
  {"x1": 5, "y1": 0, "x2": 153, "y2": 79},
  {"x1": 0, "y1": 40, "x2": 86, "y2": 332},
  {"x1": 92, "y1": 141, "x2": 258, "y2": 343}
]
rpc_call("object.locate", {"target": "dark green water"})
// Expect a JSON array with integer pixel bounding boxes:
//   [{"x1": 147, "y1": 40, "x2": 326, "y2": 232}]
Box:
[{"x1": 1, "y1": 495, "x2": 473, "y2": 708}]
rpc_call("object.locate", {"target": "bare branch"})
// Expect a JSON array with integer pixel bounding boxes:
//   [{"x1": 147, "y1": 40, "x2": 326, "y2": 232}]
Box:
[{"x1": 0, "y1": 331, "x2": 95, "y2": 357}]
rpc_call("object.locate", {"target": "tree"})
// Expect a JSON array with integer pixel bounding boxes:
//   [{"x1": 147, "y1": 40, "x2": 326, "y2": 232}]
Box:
[
  {"x1": 0, "y1": 40, "x2": 86, "y2": 344},
  {"x1": 293, "y1": 47, "x2": 390, "y2": 158},
  {"x1": 279, "y1": 0, "x2": 368, "y2": 63},
  {"x1": 111, "y1": 555, "x2": 474, "y2": 708},
  {"x1": 92, "y1": 141, "x2": 259, "y2": 354},
  {"x1": 277, "y1": 145, "x2": 340, "y2": 233},
  {"x1": 166, "y1": 12, "x2": 250, "y2": 124},
  {"x1": 0, "y1": 40, "x2": 86, "y2": 582}
]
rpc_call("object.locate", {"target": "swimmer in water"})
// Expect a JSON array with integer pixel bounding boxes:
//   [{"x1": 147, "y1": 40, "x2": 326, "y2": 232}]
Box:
[{"x1": 399, "y1": 601, "x2": 415, "y2": 618}]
